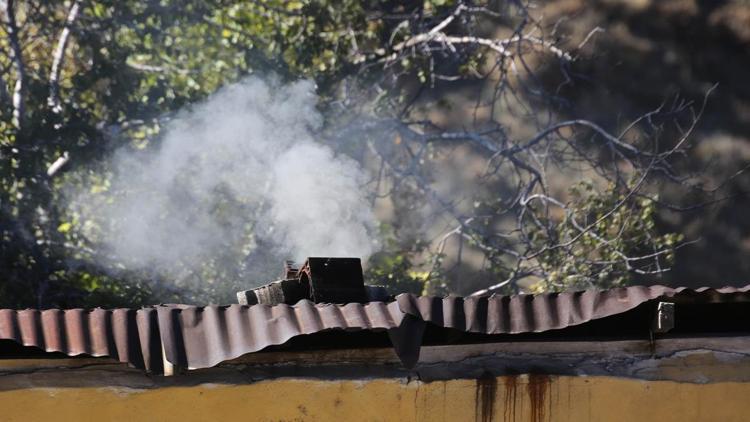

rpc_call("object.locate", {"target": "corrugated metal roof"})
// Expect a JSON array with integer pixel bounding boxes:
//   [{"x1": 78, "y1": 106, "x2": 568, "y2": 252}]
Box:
[
  {"x1": 1, "y1": 285, "x2": 749, "y2": 373},
  {"x1": 397, "y1": 285, "x2": 750, "y2": 335},
  {"x1": 0, "y1": 307, "x2": 163, "y2": 372},
  {"x1": 157, "y1": 300, "x2": 407, "y2": 370}
]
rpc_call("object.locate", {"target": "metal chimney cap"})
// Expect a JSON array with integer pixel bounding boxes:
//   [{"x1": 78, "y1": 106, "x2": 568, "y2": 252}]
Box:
[{"x1": 238, "y1": 257, "x2": 382, "y2": 306}]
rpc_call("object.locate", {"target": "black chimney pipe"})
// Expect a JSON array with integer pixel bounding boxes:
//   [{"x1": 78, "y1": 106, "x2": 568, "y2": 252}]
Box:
[{"x1": 236, "y1": 257, "x2": 389, "y2": 305}]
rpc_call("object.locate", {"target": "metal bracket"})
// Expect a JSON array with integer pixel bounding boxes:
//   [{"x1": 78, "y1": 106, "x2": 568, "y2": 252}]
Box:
[
  {"x1": 387, "y1": 315, "x2": 426, "y2": 369},
  {"x1": 649, "y1": 301, "x2": 675, "y2": 356},
  {"x1": 652, "y1": 301, "x2": 675, "y2": 334}
]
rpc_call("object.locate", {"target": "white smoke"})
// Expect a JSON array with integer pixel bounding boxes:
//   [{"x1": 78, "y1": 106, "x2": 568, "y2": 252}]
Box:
[{"x1": 71, "y1": 76, "x2": 378, "y2": 287}]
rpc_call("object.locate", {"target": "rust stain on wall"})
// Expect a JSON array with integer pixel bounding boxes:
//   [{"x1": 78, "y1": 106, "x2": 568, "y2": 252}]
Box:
[
  {"x1": 475, "y1": 372, "x2": 498, "y2": 422},
  {"x1": 503, "y1": 374, "x2": 519, "y2": 422},
  {"x1": 527, "y1": 374, "x2": 551, "y2": 422},
  {"x1": 3, "y1": 374, "x2": 750, "y2": 421}
]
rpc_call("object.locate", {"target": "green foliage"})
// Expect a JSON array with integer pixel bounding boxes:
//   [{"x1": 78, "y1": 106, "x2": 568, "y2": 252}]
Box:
[
  {"x1": 0, "y1": 0, "x2": 689, "y2": 308},
  {"x1": 364, "y1": 223, "x2": 430, "y2": 295},
  {"x1": 530, "y1": 181, "x2": 682, "y2": 293},
  {"x1": 0, "y1": 0, "x2": 441, "y2": 307},
  {"x1": 365, "y1": 252, "x2": 426, "y2": 295}
]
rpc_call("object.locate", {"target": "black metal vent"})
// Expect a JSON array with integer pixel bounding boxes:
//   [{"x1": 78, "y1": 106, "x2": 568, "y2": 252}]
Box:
[{"x1": 237, "y1": 257, "x2": 389, "y2": 305}]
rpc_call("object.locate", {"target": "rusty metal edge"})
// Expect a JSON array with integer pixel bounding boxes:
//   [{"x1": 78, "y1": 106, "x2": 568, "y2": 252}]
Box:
[{"x1": 0, "y1": 284, "x2": 748, "y2": 374}]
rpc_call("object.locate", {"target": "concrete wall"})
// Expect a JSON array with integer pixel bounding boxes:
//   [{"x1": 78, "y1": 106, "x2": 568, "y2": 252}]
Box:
[
  {"x1": 1, "y1": 373, "x2": 749, "y2": 421},
  {"x1": 4, "y1": 339, "x2": 750, "y2": 421}
]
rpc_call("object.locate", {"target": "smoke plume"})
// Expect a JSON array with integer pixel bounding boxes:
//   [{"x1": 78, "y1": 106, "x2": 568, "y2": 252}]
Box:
[{"x1": 70, "y1": 77, "x2": 378, "y2": 291}]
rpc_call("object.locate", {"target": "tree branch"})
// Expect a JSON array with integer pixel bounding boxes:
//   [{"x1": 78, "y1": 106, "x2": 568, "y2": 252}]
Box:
[
  {"x1": 3, "y1": 0, "x2": 26, "y2": 131},
  {"x1": 352, "y1": 4, "x2": 571, "y2": 65},
  {"x1": 48, "y1": 0, "x2": 81, "y2": 115}
]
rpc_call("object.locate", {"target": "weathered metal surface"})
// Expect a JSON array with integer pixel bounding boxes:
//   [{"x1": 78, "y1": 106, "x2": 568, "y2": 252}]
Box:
[
  {"x1": 236, "y1": 257, "x2": 368, "y2": 306},
  {"x1": 237, "y1": 279, "x2": 308, "y2": 306},
  {"x1": 156, "y1": 300, "x2": 407, "y2": 370},
  {"x1": 1, "y1": 284, "x2": 749, "y2": 374},
  {"x1": 0, "y1": 307, "x2": 163, "y2": 372},
  {"x1": 298, "y1": 257, "x2": 367, "y2": 304},
  {"x1": 396, "y1": 285, "x2": 750, "y2": 335},
  {"x1": 652, "y1": 302, "x2": 675, "y2": 333},
  {"x1": 283, "y1": 260, "x2": 299, "y2": 279}
]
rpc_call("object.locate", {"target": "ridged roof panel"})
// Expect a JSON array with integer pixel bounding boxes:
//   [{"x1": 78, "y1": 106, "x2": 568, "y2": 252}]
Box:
[{"x1": 1, "y1": 285, "x2": 748, "y2": 373}]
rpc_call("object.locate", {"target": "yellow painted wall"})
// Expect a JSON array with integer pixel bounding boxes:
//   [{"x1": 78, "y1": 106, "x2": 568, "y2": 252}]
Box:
[{"x1": 1, "y1": 374, "x2": 748, "y2": 422}]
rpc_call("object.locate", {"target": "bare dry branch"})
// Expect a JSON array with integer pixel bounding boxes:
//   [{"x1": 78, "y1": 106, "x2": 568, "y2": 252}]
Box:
[
  {"x1": 47, "y1": 0, "x2": 81, "y2": 115},
  {"x1": 3, "y1": 0, "x2": 26, "y2": 131}
]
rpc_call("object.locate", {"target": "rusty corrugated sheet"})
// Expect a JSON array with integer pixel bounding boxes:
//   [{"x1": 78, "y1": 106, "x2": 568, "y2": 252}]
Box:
[
  {"x1": 156, "y1": 300, "x2": 408, "y2": 370},
  {"x1": 397, "y1": 285, "x2": 750, "y2": 335},
  {"x1": 0, "y1": 307, "x2": 163, "y2": 372},
  {"x1": 1, "y1": 285, "x2": 749, "y2": 373}
]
